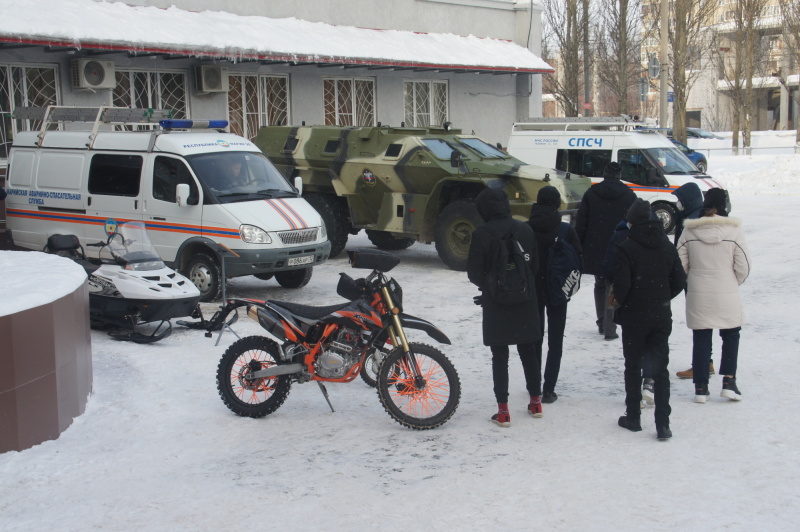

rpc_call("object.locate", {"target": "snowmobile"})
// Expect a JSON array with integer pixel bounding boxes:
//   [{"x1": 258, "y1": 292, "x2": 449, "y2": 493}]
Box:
[{"x1": 43, "y1": 220, "x2": 201, "y2": 343}]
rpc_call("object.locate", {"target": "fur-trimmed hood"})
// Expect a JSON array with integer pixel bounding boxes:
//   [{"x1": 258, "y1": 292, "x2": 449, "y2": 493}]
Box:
[{"x1": 683, "y1": 215, "x2": 741, "y2": 245}]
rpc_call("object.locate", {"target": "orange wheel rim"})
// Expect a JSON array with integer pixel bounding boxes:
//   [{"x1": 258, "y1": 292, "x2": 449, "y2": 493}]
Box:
[{"x1": 387, "y1": 356, "x2": 451, "y2": 418}]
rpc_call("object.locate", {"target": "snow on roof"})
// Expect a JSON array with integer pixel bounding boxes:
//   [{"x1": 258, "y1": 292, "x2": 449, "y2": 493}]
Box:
[{"x1": 0, "y1": 0, "x2": 553, "y2": 74}]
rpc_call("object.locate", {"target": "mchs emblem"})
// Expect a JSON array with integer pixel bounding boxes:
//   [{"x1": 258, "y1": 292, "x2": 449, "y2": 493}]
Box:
[{"x1": 361, "y1": 169, "x2": 376, "y2": 186}]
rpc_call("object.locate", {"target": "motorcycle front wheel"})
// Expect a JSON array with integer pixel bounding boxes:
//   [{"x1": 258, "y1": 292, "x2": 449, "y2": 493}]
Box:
[
  {"x1": 377, "y1": 342, "x2": 460, "y2": 430},
  {"x1": 216, "y1": 336, "x2": 292, "y2": 418}
]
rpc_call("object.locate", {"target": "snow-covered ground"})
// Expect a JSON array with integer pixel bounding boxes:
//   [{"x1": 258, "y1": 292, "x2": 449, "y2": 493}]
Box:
[{"x1": 1, "y1": 152, "x2": 799, "y2": 531}]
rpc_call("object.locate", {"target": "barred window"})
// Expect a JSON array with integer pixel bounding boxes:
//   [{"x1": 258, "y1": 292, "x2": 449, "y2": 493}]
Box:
[
  {"x1": 228, "y1": 74, "x2": 289, "y2": 139},
  {"x1": 0, "y1": 64, "x2": 59, "y2": 160},
  {"x1": 323, "y1": 77, "x2": 375, "y2": 126},
  {"x1": 404, "y1": 80, "x2": 448, "y2": 127},
  {"x1": 112, "y1": 70, "x2": 187, "y2": 129}
]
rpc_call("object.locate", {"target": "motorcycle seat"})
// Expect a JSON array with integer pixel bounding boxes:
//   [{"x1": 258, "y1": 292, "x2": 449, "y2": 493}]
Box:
[{"x1": 270, "y1": 300, "x2": 352, "y2": 320}]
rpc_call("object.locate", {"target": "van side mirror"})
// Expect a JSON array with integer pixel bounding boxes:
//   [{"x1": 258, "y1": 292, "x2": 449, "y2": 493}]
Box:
[
  {"x1": 176, "y1": 183, "x2": 190, "y2": 207},
  {"x1": 646, "y1": 167, "x2": 660, "y2": 185},
  {"x1": 294, "y1": 176, "x2": 303, "y2": 195}
]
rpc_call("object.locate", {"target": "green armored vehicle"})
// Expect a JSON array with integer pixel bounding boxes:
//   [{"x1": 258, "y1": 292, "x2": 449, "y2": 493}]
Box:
[{"x1": 253, "y1": 124, "x2": 590, "y2": 270}]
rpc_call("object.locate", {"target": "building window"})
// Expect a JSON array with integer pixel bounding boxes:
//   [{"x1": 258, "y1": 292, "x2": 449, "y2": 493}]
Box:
[
  {"x1": 0, "y1": 64, "x2": 59, "y2": 160},
  {"x1": 228, "y1": 74, "x2": 289, "y2": 139},
  {"x1": 404, "y1": 80, "x2": 448, "y2": 127},
  {"x1": 323, "y1": 77, "x2": 375, "y2": 126},
  {"x1": 113, "y1": 70, "x2": 187, "y2": 127}
]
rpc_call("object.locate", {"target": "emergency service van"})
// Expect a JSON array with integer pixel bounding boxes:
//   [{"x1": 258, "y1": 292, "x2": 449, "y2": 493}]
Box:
[
  {"x1": 5, "y1": 106, "x2": 330, "y2": 301},
  {"x1": 507, "y1": 116, "x2": 726, "y2": 233}
]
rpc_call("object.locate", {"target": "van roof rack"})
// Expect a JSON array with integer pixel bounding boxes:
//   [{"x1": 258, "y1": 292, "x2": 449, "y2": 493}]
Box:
[
  {"x1": 11, "y1": 106, "x2": 173, "y2": 148},
  {"x1": 513, "y1": 115, "x2": 645, "y2": 132}
]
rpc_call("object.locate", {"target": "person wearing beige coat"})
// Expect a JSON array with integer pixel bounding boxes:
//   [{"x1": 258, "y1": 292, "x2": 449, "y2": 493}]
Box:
[{"x1": 676, "y1": 188, "x2": 751, "y2": 403}]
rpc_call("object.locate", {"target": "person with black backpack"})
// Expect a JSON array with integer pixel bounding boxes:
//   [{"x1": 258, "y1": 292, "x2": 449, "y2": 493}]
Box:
[
  {"x1": 467, "y1": 187, "x2": 542, "y2": 427},
  {"x1": 527, "y1": 186, "x2": 582, "y2": 404}
]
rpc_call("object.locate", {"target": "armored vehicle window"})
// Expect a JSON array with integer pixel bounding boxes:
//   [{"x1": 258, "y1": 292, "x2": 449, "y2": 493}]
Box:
[
  {"x1": 458, "y1": 138, "x2": 506, "y2": 159},
  {"x1": 555, "y1": 149, "x2": 611, "y2": 178},
  {"x1": 422, "y1": 138, "x2": 460, "y2": 160},
  {"x1": 384, "y1": 143, "x2": 402, "y2": 158},
  {"x1": 153, "y1": 156, "x2": 199, "y2": 205},
  {"x1": 282, "y1": 137, "x2": 299, "y2": 153},
  {"x1": 88, "y1": 154, "x2": 143, "y2": 197},
  {"x1": 323, "y1": 140, "x2": 341, "y2": 154}
]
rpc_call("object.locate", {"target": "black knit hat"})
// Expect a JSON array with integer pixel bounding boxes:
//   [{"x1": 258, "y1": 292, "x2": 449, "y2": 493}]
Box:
[
  {"x1": 603, "y1": 162, "x2": 622, "y2": 180},
  {"x1": 626, "y1": 198, "x2": 652, "y2": 226},
  {"x1": 703, "y1": 187, "x2": 728, "y2": 215},
  {"x1": 537, "y1": 186, "x2": 561, "y2": 207}
]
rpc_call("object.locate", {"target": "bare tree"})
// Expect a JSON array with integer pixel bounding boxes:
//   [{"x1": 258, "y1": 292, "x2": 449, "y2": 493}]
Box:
[
  {"x1": 594, "y1": 0, "x2": 643, "y2": 116},
  {"x1": 541, "y1": 0, "x2": 588, "y2": 117},
  {"x1": 779, "y1": 0, "x2": 800, "y2": 143},
  {"x1": 667, "y1": 0, "x2": 718, "y2": 145},
  {"x1": 712, "y1": 0, "x2": 771, "y2": 150}
]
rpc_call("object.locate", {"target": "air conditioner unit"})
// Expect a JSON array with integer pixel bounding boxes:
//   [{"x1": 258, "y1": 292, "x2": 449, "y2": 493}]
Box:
[
  {"x1": 195, "y1": 65, "x2": 229, "y2": 93},
  {"x1": 71, "y1": 59, "x2": 116, "y2": 90}
]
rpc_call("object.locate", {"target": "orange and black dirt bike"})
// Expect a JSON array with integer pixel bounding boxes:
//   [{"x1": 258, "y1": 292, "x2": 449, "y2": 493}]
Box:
[{"x1": 214, "y1": 248, "x2": 461, "y2": 430}]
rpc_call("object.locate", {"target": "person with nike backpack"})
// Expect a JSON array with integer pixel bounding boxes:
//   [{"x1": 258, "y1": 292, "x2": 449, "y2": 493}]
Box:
[
  {"x1": 467, "y1": 187, "x2": 542, "y2": 427},
  {"x1": 527, "y1": 186, "x2": 582, "y2": 404}
]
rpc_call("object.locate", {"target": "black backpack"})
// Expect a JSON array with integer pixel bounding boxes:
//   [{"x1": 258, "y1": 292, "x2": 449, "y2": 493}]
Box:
[
  {"x1": 545, "y1": 222, "x2": 582, "y2": 305},
  {"x1": 483, "y1": 224, "x2": 534, "y2": 306}
]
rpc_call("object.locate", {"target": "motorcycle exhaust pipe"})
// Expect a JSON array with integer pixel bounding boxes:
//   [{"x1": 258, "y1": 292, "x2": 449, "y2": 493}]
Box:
[
  {"x1": 248, "y1": 305, "x2": 289, "y2": 343},
  {"x1": 246, "y1": 363, "x2": 303, "y2": 380}
]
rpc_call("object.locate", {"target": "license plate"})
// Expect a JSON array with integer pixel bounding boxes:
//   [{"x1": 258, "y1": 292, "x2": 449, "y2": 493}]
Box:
[{"x1": 287, "y1": 255, "x2": 314, "y2": 267}]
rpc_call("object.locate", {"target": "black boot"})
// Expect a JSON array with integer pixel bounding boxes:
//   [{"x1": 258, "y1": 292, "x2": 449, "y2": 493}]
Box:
[
  {"x1": 656, "y1": 424, "x2": 672, "y2": 440},
  {"x1": 618, "y1": 414, "x2": 642, "y2": 432}
]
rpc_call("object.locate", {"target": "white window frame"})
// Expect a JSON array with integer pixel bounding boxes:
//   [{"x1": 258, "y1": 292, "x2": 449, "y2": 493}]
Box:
[
  {"x1": 227, "y1": 73, "x2": 290, "y2": 139},
  {"x1": 1, "y1": 63, "x2": 60, "y2": 161},
  {"x1": 323, "y1": 77, "x2": 376, "y2": 126},
  {"x1": 404, "y1": 79, "x2": 449, "y2": 128}
]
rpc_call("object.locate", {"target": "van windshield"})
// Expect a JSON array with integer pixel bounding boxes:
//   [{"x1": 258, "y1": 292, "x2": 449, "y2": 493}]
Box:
[
  {"x1": 187, "y1": 152, "x2": 296, "y2": 203},
  {"x1": 642, "y1": 147, "x2": 700, "y2": 175}
]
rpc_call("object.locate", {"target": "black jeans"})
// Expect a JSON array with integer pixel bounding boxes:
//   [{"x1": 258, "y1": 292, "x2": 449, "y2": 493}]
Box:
[
  {"x1": 692, "y1": 327, "x2": 741, "y2": 384},
  {"x1": 594, "y1": 275, "x2": 617, "y2": 336},
  {"x1": 491, "y1": 342, "x2": 541, "y2": 403},
  {"x1": 621, "y1": 323, "x2": 672, "y2": 426},
  {"x1": 534, "y1": 299, "x2": 568, "y2": 393}
]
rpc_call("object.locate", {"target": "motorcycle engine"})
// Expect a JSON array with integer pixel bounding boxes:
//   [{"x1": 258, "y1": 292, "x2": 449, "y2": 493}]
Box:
[{"x1": 316, "y1": 327, "x2": 364, "y2": 379}]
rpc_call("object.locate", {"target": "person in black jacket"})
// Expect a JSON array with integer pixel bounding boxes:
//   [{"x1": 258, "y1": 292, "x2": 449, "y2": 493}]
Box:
[
  {"x1": 467, "y1": 187, "x2": 542, "y2": 427},
  {"x1": 613, "y1": 199, "x2": 686, "y2": 440},
  {"x1": 671, "y1": 181, "x2": 704, "y2": 246},
  {"x1": 575, "y1": 162, "x2": 636, "y2": 340},
  {"x1": 527, "y1": 186, "x2": 582, "y2": 404}
]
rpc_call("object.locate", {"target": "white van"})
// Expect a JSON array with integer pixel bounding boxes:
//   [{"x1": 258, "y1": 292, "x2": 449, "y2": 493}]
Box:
[
  {"x1": 5, "y1": 106, "x2": 330, "y2": 301},
  {"x1": 507, "y1": 116, "x2": 726, "y2": 233}
]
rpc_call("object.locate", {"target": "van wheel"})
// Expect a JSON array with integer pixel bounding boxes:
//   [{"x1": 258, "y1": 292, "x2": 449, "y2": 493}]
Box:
[
  {"x1": 434, "y1": 199, "x2": 483, "y2": 271},
  {"x1": 366, "y1": 230, "x2": 416, "y2": 251},
  {"x1": 304, "y1": 193, "x2": 349, "y2": 258},
  {"x1": 653, "y1": 202, "x2": 677, "y2": 235},
  {"x1": 254, "y1": 273, "x2": 274, "y2": 281},
  {"x1": 275, "y1": 267, "x2": 313, "y2": 289},
  {"x1": 185, "y1": 253, "x2": 222, "y2": 302}
]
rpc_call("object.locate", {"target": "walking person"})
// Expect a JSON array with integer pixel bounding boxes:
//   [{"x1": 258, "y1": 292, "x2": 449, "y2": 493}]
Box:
[
  {"x1": 670, "y1": 182, "x2": 716, "y2": 379},
  {"x1": 676, "y1": 188, "x2": 750, "y2": 403},
  {"x1": 575, "y1": 162, "x2": 636, "y2": 340},
  {"x1": 613, "y1": 199, "x2": 686, "y2": 440},
  {"x1": 467, "y1": 187, "x2": 542, "y2": 427},
  {"x1": 527, "y1": 186, "x2": 582, "y2": 404}
]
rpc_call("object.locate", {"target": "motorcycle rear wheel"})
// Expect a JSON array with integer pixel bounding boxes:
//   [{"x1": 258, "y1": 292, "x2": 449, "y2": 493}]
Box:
[
  {"x1": 216, "y1": 336, "x2": 292, "y2": 418},
  {"x1": 359, "y1": 345, "x2": 389, "y2": 388},
  {"x1": 377, "y1": 342, "x2": 460, "y2": 430}
]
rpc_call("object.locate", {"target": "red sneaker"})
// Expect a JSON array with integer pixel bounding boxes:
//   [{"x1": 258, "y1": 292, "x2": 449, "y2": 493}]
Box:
[
  {"x1": 528, "y1": 397, "x2": 543, "y2": 418},
  {"x1": 491, "y1": 412, "x2": 511, "y2": 427}
]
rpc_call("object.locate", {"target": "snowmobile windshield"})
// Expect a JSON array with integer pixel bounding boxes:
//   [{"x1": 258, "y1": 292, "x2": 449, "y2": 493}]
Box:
[
  {"x1": 104, "y1": 222, "x2": 166, "y2": 271},
  {"x1": 187, "y1": 152, "x2": 296, "y2": 204},
  {"x1": 642, "y1": 147, "x2": 700, "y2": 175}
]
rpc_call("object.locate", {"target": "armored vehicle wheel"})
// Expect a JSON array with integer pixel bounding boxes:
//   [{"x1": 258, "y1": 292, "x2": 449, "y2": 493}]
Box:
[
  {"x1": 653, "y1": 201, "x2": 677, "y2": 235},
  {"x1": 185, "y1": 252, "x2": 222, "y2": 302},
  {"x1": 304, "y1": 193, "x2": 350, "y2": 258},
  {"x1": 366, "y1": 230, "x2": 416, "y2": 251},
  {"x1": 275, "y1": 267, "x2": 313, "y2": 289},
  {"x1": 434, "y1": 199, "x2": 482, "y2": 271}
]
